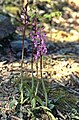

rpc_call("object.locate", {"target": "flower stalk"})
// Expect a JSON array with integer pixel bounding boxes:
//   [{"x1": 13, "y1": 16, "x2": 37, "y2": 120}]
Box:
[
  {"x1": 35, "y1": 60, "x2": 39, "y2": 96},
  {"x1": 20, "y1": 3, "x2": 28, "y2": 105},
  {"x1": 31, "y1": 16, "x2": 37, "y2": 91},
  {"x1": 40, "y1": 36, "x2": 48, "y2": 106},
  {"x1": 31, "y1": 42, "x2": 34, "y2": 91}
]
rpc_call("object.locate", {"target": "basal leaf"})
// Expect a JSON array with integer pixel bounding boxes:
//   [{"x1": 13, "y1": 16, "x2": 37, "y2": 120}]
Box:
[
  {"x1": 31, "y1": 98, "x2": 36, "y2": 109},
  {"x1": 46, "y1": 111, "x2": 56, "y2": 120},
  {"x1": 35, "y1": 95, "x2": 44, "y2": 106},
  {"x1": 9, "y1": 98, "x2": 18, "y2": 109}
]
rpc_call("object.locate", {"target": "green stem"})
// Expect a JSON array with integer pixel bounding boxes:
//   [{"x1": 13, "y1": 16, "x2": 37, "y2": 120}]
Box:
[
  {"x1": 20, "y1": 9, "x2": 26, "y2": 105},
  {"x1": 35, "y1": 81, "x2": 39, "y2": 96},
  {"x1": 36, "y1": 60, "x2": 38, "y2": 79},
  {"x1": 40, "y1": 54, "x2": 47, "y2": 106},
  {"x1": 41, "y1": 77, "x2": 47, "y2": 106},
  {"x1": 35, "y1": 60, "x2": 39, "y2": 95},
  {"x1": 31, "y1": 43, "x2": 34, "y2": 91},
  {"x1": 31, "y1": 15, "x2": 37, "y2": 92},
  {"x1": 20, "y1": 63, "x2": 23, "y2": 105}
]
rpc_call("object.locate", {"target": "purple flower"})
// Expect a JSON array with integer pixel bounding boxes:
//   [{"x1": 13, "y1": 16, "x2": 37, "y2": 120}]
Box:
[
  {"x1": 37, "y1": 50, "x2": 40, "y2": 56},
  {"x1": 30, "y1": 19, "x2": 47, "y2": 60},
  {"x1": 34, "y1": 54, "x2": 38, "y2": 61},
  {"x1": 17, "y1": 26, "x2": 24, "y2": 32},
  {"x1": 25, "y1": 21, "x2": 28, "y2": 25},
  {"x1": 17, "y1": 4, "x2": 28, "y2": 32},
  {"x1": 20, "y1": 17, "x2": 24, "y2": 21}
]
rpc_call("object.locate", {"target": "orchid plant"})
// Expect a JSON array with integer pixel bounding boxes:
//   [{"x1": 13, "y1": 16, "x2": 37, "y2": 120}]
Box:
[{"x1": 14, "y1": 2, "x2": 56, "y2": 120}]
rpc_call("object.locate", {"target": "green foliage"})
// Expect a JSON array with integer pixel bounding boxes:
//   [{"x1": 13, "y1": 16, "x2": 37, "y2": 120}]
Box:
[
  {"x1": 9, "y1": 97, "x2": 18, "y2": 109},
  {"x1": 44, "y1": 11, "x2": 62, "y2": 20},
  {"x1": 66, "y1": 108, "x2": 79, "y2": 119},
  {"x1": 4, "y1": 6, "x2": 20, "y2": 15},
  {"x1": 46, "y1": 111, "x2": 56, "y2": 120},
  {"x1": 33, "y1": 106, "x2": 56, "y2": 120}
]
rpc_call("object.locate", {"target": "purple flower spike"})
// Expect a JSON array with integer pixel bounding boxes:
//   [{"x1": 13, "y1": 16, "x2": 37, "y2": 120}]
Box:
[{"x1": 30, "y1": 18, "x2": 47, "y2": 61}]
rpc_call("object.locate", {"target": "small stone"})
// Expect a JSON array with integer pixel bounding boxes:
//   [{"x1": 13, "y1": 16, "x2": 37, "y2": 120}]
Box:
[
  {"x1": 16, "y1": 52, "x2": 22, "y2": 58},
  {"x1": 12, "y1": 62, "x2": 20, "y2": 67},
  {"x1": 46, "y1": 41, "x2": 56, "y2": 52},
  {"x1": 10, "y1": 40, "x2": 28, "y2": 52},
  {"x1": 67, "y1": 18, "x2": 74, "y2": 23},
  {"x1": 39, "y1": 10, "x2": 45, "y2": 15}
]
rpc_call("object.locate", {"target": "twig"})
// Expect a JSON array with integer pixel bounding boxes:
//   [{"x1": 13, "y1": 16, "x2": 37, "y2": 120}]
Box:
[
  {"x1": 70, "y1": 73, "x2": 79, "y2": 85},
  {"x1": 11, "y1": 115, "x2": 21, "y2": 120}
]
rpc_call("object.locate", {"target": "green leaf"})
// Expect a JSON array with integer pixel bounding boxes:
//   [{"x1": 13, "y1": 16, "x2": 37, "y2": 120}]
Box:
[
  {"x1": 23, "y1": 82, "x2": 34, "y2": 101},
  {"x1": 48, "y1": 104, "x2": 55, "y2": 110},
  {"x1": 9, "y1": 97, "x2": 18, "y2": 109},
  {"x1": 40, "y1": 106, "x2": 56, "y2": 120},
  {"x1": 40, "y1": 106, "x2": 51, "y2": 112},
  {"x1": 44, "y1": 11, "x2": 62, "y2": 20},
  {"x1": 34, "y1": 95, "x2": 44, "y2": 106},
  {"x1": 54, "y1": 95, "x2": 65, "y2": 103},
  {"x1": 27, "y1": 108, "x2": 33, "y2": 118},
  {"x1": 23, "y1": 97, "x2": 29, "y2": 104},
  {"x1": 31, "y1": 98, "x2": 36, "y2": 109},
  {"x1": 23, "y1": 82, "x2": 33, "y2": 94},
  {"x1": 44, "y1": 14, "x2": 52, "y2": 19},
  {"x1": 46, "y1": 111, "x2": 56, "y2": 120},
  {"x1": 32, "y1": 106, "x2": 41, "y2": 110},
  {"x1": 54, "y1": 11, "x2": 62, "y2": 17}
]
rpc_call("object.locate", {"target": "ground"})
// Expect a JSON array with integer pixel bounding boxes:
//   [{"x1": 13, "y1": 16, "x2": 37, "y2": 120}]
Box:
[{"x1": 0, "y1": 0, "x2": 79, "y2": 119}]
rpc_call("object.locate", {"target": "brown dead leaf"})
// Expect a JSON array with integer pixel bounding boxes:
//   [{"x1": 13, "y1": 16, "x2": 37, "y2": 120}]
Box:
[
  {"x1": 0, "y1": 101, "x2": 2, "y2": 106},
  {"x1": 61, "y1": 32, "x2": 68, "y2": 37}
]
